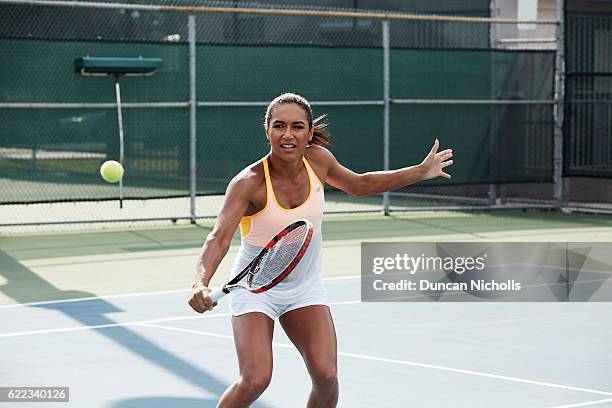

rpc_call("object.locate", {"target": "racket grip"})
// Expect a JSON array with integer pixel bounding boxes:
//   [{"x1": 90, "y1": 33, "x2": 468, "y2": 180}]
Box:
[{"x1": 209, "y1": 288, "x2": 228, "y2": 303}]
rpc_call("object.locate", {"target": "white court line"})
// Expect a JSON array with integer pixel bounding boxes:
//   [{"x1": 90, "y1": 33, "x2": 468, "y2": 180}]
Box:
[
  {"x1": 137, "y1": 322, "x2": 294, "y2": 348},
  {"x1": 0, "y1": 288, "x2": 191, "y2": 310},
  {"x1": 136, "y1": 322, "x2": 612, "y2": 398},
  {"x1": 0, "y1": 275, "x2": 362, "y2": 310},
  {"x1": 0, "y1": 300, "x2": 361, "y2": 339},
  {"x1": 0, "y1": 313, "x2": 229, "y2": 339},
  {"x1": 323, "y1": 275, "x2": 362, "y2": 281},
  {"x1": 335, "y1": 352, "x2": 612, "y2": 398},
  {"x1": 546, "y1": 398, "x2": 612, "y2": 408}
]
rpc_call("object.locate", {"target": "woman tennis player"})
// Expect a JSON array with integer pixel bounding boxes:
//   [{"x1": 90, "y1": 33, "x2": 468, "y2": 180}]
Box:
[{"x1": 188, "y1": 92, "x2": 453, "y2": 407}]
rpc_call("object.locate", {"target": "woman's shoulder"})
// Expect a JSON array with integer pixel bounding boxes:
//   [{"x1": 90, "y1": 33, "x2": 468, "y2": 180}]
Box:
[
  {"x1": 305, "y1": 144, "x2": 336, "y2": 173},
  {"x1": 227, "y1": 158, "x2": 266, "y2": 193}
]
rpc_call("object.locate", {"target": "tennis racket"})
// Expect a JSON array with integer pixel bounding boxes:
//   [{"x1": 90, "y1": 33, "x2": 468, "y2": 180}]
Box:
[{"x1": 209, "y1": 219, "x2": 314, "y2": 303}]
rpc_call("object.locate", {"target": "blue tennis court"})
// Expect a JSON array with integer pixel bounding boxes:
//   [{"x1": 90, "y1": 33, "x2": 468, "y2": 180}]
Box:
[{"x1": 2, "y1": 278, "x2": 612, "y2": 407}]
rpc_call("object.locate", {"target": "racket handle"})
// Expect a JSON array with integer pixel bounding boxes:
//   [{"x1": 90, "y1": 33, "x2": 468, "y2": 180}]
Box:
[{"x1": 209, "y1": 288, "x2": 228, "y2": 303}]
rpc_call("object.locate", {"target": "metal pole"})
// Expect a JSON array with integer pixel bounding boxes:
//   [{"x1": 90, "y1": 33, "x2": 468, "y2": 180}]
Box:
[
  {"x1": 488, "y1": 128, "x2": 497, "y2": 206},
  {"x1": 382, "y1": 19, "x2": 390, "y2": 216},
  {"x1": 114, "y1": 74, "x2": 124, "y2": 209},
  {"x1": 488, "y1": 0, "x2": 497, "y2": 207},
  {"x1": 553, "y1": 0, "x2": 565, "y2": 205},
  {"x1": 189, "y1": 14, "x2": 197, "y2": 223}
]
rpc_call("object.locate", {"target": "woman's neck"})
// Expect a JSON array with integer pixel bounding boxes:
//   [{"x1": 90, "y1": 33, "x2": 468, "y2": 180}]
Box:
[{"x1": 267, "y1": 153, "x2": 304, "y2": 180}]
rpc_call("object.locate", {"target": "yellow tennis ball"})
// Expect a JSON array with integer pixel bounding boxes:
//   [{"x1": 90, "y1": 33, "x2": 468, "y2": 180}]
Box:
[{"x1": 100, "y1": 160, "x2": 124, "y2": 183}]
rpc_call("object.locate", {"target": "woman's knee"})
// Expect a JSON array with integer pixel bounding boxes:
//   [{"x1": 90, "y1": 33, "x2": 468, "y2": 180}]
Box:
[
  {"x1": 311, "y1": 363, "x2": 338, "y2": 388},
  {"x1": 238, "y1": 371, "x2": 272, "y2": 396}
]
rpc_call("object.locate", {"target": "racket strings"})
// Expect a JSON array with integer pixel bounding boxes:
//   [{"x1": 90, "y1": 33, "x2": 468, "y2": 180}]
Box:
[{"x1": 247, "y1": 224, "x2": 308, "y2": 290}]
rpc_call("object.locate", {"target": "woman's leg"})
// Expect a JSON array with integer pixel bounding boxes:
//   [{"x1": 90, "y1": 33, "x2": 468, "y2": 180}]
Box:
[
  {"x1": 279, "y1": 305, "x2": 338, "y2": 408},
  {"x1": 217, "y1": 312, "x2": 274, "y2": 408}
]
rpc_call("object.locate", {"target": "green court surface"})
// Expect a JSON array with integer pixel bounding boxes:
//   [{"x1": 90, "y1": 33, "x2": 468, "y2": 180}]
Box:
[{"x1": 2, "y1": 210, "x2": 612, "y2": 306}]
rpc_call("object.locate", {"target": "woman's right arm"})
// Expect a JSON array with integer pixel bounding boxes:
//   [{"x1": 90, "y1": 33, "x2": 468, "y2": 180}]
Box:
[{"x1": 188, "y1": 172, "x2": 256, "y2": 313}]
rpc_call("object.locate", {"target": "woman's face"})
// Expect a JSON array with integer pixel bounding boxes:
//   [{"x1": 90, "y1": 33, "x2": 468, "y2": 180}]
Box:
[{"x1": 266, "y1": 103, "x2": 313, "y2": 162}]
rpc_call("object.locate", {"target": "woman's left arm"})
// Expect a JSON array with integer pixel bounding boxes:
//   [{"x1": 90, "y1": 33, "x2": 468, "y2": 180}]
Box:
[{"x1": 316, "y1": 139, "x2": 453, "y2": 196}]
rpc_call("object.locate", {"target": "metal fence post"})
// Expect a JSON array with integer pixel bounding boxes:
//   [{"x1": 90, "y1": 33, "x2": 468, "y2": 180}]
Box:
[
  {"x1": 553, "y1": 0, "x2": 565, "y2": 206},
  {"x1": 189, "y1": 14, "x2": 197, "y2": 223},
  {"x1": 382, "y1": 19, "x2": 390, "y2": 216}
]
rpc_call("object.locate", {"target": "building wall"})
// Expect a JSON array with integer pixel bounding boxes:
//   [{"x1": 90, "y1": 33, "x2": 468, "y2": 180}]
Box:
[{"x1": 491, "y1": 0, "x2": 557, "y2": 50}]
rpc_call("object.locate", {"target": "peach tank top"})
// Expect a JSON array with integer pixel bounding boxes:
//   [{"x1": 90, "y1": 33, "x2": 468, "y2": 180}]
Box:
[{"x1": 230, "y1": 156, "x2": 325, "y2": 296}]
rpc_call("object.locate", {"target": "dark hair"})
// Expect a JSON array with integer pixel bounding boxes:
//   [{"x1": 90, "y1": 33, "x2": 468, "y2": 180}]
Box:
[{"x1": 264, "y1": 92, "x2": 332, "y2": 146}]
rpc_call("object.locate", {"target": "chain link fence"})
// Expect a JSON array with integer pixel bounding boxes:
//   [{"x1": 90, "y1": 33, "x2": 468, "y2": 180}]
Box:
[{"x1": 1, "y1": 0, "x2": 606, "y2": 232}]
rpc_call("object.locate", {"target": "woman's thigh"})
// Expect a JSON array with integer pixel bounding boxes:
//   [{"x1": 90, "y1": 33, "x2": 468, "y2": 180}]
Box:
[
  {"x1": 279, "y1": 305, "x2": 337, "y2": 376},
  {"x1": 231, "y1": 312, "x2": 275, "y2": 378}
]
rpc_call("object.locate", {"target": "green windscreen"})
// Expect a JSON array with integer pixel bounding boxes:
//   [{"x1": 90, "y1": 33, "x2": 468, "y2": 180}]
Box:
[{"x1": 0, "y1": 1, "x2": 555, "y2": 205}]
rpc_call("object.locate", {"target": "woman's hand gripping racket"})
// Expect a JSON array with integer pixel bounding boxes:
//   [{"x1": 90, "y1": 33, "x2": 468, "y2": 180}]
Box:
[{"x1": 208, "y1": 219, "x2": 313, "y2": 303}]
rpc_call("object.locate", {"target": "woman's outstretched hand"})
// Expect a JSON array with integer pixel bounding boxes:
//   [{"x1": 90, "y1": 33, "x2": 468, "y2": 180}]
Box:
[{"x1": 419, "y1": 139, "x2": 453, "y2": 181}]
